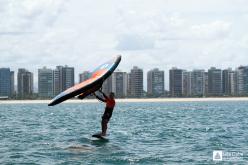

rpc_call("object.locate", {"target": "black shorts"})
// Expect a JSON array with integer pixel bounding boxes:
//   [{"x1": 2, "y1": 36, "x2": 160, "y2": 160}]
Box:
[
  {"x1": 102, "y1": 107, "x2": 113, "y2": 122},
  {"x1": 102, "y1": 113, "x2": 111, "y2": 122}
]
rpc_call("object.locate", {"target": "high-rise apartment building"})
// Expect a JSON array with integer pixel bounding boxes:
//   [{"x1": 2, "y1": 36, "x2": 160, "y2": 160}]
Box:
[
  {"x1": 17, "y1": 68, "x2": 33, "y2": 98},
  {"x1": 38, "y1": 67, "x2": 53, "y2": 98},
  {"x1": 203, "y1": 72, "x2": 208, "y2": 96},
  {"x1": 208, "y1": 67, "x2": 222, "y2": 96},
  {"x1": 102, "y1": 76, "x2": 112, "y2": 94},
  {"x1": 62, "y1": 66, "x2": 74, "y2": 91},
  {"x1": 129, "y1": 66, "x2": 143, "y2": 97},
  {"x1": 182, "y1": 71, "x2": 191, "y2": 97},
  {"x1": 10, "y1": 71, "x2": 15, "y2": 97},
  {"x1": 190, "y1": 70, "x2": 205, "y2": 97},
  {"x1": 0, "y1": 68, "x2": 11, "y2": 98},
  {"x1": 112, "y1": 71, "x2": 128, "y2": 98},
  {"x1": 79, "y1": 71, "x2": 90, "y2": 83},
  {"x1": 169, "y1": 68, "x2": 183, "y2": 97},
  {"x1": 53, "y1": 66, "x2": 74, "y2": 96},
  {"x1": 222, "y1": 68, "x2": 237, "y2": 96},
  {"x1": 236, "y1": 66, "x2": 248, "y2": 96},
  {"x1": 147, "y1": 68, "x2": 164, "y2": 97}
]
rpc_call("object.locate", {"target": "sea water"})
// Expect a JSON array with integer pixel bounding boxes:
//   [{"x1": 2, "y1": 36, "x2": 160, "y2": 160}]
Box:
[{"x1": 0, "y1": 101, "x2": 248, "y2": 164}]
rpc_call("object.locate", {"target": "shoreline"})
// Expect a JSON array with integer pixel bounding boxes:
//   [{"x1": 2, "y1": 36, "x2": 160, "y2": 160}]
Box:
[{"x1": 0, "y1": 97, "x2": 248, "y2": 104}]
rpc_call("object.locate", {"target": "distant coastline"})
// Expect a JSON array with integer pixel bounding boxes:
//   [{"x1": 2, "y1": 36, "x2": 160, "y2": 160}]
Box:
[{"x1": 0, "y1": 97, "x2": 248, "y2": 104}]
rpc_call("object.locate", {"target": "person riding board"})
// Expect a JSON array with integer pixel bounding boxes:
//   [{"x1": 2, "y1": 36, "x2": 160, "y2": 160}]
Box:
[{"x1": 93, "y1": 90, "x2": 115, "y2": 136}]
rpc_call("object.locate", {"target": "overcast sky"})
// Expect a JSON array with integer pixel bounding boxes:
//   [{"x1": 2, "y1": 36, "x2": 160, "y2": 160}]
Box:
[{"x1": 1, "y1": 0, "x2": 248, "y2": 90}]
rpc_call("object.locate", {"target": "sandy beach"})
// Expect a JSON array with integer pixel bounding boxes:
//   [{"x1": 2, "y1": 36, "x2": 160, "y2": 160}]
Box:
[{"x1": 0, "y1": 97, "x2": 248, "y2": 104}]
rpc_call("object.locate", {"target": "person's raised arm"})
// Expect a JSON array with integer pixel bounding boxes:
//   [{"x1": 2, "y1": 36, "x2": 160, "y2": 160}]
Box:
[
  {"x1": 93, "y1": 92, "x2": 106, "y2": 102},
  {"x1": 99, "y1": 89, "x2": 108, "y2": 99}
]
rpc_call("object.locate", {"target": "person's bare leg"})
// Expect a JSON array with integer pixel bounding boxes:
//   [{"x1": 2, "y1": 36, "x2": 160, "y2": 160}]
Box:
[{"x1": 101, "y1": 120, "x2": 107, "y2": 136}]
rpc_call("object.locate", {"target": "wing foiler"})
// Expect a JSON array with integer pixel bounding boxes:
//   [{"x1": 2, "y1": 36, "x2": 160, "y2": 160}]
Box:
[{"x1": 48, "y1": 55, "x2": 121, "y2": 106}]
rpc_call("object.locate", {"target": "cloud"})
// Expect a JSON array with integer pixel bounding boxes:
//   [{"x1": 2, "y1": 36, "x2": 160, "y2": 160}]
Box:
[
  {"x1": 190, "y1": 21, "x2": 232, "y2": 39},
  {"x1": 0, "y1": 32, "x2": 32, "y2": 36},
  {"x1": 116, "y1": 34, "x2": 155, "y2": 50},
  {"x1": 0, "y1": 0, "x2": 248, "y2": 90},
  {"x1": 0, "y1": 0, "x2": 66, "y2": 32}
]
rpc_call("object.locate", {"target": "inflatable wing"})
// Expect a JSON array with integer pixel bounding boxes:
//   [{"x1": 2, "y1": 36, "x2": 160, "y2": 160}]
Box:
[{"x1": 48, "y1": 55, "x2": 121, "y2": 106}]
